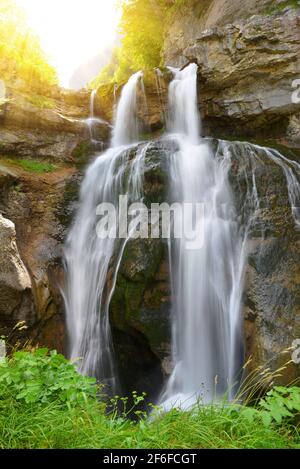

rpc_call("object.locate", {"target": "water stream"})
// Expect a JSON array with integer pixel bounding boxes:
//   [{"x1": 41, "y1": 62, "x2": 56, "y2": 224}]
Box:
[
  {"x1": 160, "y1": 64, "x2": 244, "y2": 409},
  {"x1": 64, "y1": 71, "x2": 145, "y2": 392},
  {"x1": 64, "y1": 64, "x2": 300, "y2": 405}
]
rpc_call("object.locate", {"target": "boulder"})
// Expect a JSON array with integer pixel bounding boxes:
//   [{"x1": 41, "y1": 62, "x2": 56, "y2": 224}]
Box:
[{"x1": 0, "y1": 214, "x2": 33, "y2": 330}]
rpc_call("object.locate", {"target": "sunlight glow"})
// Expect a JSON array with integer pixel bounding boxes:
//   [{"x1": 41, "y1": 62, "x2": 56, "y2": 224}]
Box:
[{"x1": 16, "y1": 0, "x2": 120, "y2": 87}]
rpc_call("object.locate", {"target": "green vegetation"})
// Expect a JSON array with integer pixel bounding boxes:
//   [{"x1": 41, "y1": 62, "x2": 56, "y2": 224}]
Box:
[
  {"x1": 0, "y1": 348, "x2": 299, "y2": 449},
  {"x1": 264, "y1": 0, "x2": 300, "y2": 15},
  {"x1": 90, "y1": 0, "x2": 300, "y2": 88},
  {"x1": 5, "y1": 159, "x2": 56, "y2": 173},
  {"x1": 25, "y1": 94, "x2": 56, "y2": 109},
  {"x1": 0, "y1": 0, "x2": 57, "y2": 91},
  {"x1": 72, "y1": 141, "x2": 94, "y2": 167},
  {"x1": 90, "y1": 0, "x2": 187, "y2": 88}
]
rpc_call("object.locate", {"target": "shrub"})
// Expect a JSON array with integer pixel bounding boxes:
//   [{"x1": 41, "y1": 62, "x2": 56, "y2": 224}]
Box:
[{"x1": 0, "y1": 348, "x2": 97, "y2": 406}]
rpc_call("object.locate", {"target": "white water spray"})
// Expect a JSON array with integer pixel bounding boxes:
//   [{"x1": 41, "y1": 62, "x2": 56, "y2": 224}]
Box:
[
  {"x1": 160, "y1": 64, "x2": 244, "y2": 409},
  {"x1": 155, "y1": 68, "x2": 167, "y2": 125},
  {"x1": 86, "y1": 89, "x2": 107, "y2": 144},
  {"x1": 112, "y1": 71, "x2": 143, "y2": 147},
  {"x1": 65, "y1": 62, "x2": 300, "y2": 406},
  {"x1": 64, "y1": 72, "x2": 144, "y2": 390}
]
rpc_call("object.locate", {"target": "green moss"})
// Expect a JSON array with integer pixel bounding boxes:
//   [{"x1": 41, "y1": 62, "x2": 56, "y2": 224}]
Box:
[
  {"x1": 4, "y1": 158, "x2": 56, "y2": 173},
  {"x1": 72, "y1": 141, "x2": 93, "y2": 167},
  {"x1": 264, "y1": 0, "x2": 300, "y2": 15}
]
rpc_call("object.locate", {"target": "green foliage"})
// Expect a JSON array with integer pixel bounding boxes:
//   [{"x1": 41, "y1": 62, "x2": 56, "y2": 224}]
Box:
[
  {"x1": 264, "y1": 0, "x2": 300, "y2": 15},
  {"x1": 0, "y1": 349, "x2": 97, "y2": 406},
  {"x1": 236, "y1": 386, "x2": 300, "y2": 427},
  {"x1": 6, "y1": 159, "x2": 56, "y2": 173},
  {"x1": 91, "y1": 0, "x2": 171, "y2": 87},
  {"x1": 0, "y1": 0, "x2": 57, "y2": 90},
  {"x1": 0, "y1": 348, "x2": 299, "y2": 448}
]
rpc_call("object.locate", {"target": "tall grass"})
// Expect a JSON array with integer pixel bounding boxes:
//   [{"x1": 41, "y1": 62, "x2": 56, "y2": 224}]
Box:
[
  {"x1": 0, "y1": 348, "x2": 299, "y2": 449},
  {"x1": 1, "y1": 398, "x2": 298, "y2": 449}
]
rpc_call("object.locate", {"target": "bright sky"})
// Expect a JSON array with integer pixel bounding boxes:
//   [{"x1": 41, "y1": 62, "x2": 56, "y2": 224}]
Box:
[{"x1": 16, "y1": 0, "x2": 120, "y2": 87}]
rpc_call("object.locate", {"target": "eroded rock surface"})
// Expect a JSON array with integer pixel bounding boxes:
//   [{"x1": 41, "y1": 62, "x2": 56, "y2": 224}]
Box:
[{"x1": 164, "y1": 3, "x2": 300, "y2": 149}]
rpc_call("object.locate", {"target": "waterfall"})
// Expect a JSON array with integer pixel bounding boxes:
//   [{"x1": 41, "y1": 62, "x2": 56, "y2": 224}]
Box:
[
  {"x1": 160, "y1": 64, "x2": 245, "y2": 409},
  {"x1": 86, "y1": 89, "x2": 107, "y2": 144},
  {"x1": 90, "y1": 89, "x2": 96, "y2": 119},
  {"x1": 65, "y1": 62, "x2": 300, "y2": 407},
  {"x1": 112, "y1": 71, "x2": 143, "y2": 146},
  {"x1": 113, "y1": 83, "x2": 118, "y2": 109},
  {"x1": 64, "y1": 72, "x2": 145, "y2": 391},
  {"x1": 154, "y1": 68, "x2": 167, "y2": 125}
]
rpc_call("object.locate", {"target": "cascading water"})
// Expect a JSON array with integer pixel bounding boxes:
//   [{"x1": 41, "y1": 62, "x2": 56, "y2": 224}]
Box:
[
  {"x1": 112, "y1": 71, "x2": 143, "y2": 146},
  {"x1": 159, "y1": 64, "x2": 245, "y2": 409},
  {"x1": 64, "y1": 60, "x2": 300, "y2": 407},
  {"x1": 86, "y1": 89, "x2": 107, "y2": 144},
  {"x1": 154, "y1": 68, "x2": 167, "y2": 125},
  {"x1": 64, "y1": 71, "x2": 146, "y2": 391},
  {"x1": 160, "y1": 66, "x2": 300, "y2": 409}
]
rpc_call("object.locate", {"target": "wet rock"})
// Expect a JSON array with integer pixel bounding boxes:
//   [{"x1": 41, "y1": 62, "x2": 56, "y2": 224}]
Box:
[
  {"x1": 224, "y1": 139, "x2": 300, "y2": 383},
  {"x1": 0, "y1": 87, "x2": 111, "y2": 162},
  {"x1": 94, "y1": 70, "x2": 171, "y2": 135},
  {"x1": 109, "y1": 143, "x2": 172, "y2": 395}
]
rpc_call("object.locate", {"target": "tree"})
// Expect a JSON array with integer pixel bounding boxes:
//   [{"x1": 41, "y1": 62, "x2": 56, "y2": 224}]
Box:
[{"x1": 0, "y1": 0, "x2": 57, "y2": 90}]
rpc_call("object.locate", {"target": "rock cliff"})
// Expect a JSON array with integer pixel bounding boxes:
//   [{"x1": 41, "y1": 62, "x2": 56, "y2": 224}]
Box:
[
  {"x1": 0, "y1": 81, "x2": 110, "y2": 352},
  {"x1": 163, "y1": 1, "x2": 300, "y2": 151}
]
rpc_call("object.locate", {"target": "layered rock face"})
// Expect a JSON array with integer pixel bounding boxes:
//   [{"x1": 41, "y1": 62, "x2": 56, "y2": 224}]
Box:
[
  {"x1": 94, "y1": 70, "x2": 170, "y2": 135},
  {"x1": 0, "y1": 85, "x2": 110, "y2": 162},
  {"x1": 0, "y1": 81, "x2": 111, "y2": 352},
  {"x1": 0, "y1": 160, "x2": 81, "y2": 352},
  {"x1": 164, "y1": 1, "x2": 300, "y2": 150}
]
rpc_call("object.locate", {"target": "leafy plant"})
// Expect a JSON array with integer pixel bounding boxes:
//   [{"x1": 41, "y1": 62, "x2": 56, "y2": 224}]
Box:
[
  {"x1": 0, "y1": 348, "x2": 97, "y2": 406},
  {"x1": 0, "y1": 348, "x2": 299, "y2": 448},
  {"x1": 258, "y1": 386, "x2": 300, "y2": 425},
  {"x1": 231, "y1": 386, "x2": 300, "y2": 427},
  {"x1": 264, "y1": 0, "x2": 300, "y2": 15}
]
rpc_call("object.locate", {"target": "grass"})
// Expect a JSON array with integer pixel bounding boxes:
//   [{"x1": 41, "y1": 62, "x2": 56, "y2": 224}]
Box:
[
  {"x1": 4, "y1": 158, "x2": 56, "y2": 173},
  {"x1": 0, "y1": 349, "x2": 299, "y2": 449},
  {"x1": 0, "y1": 398, "x2": 298, "y2": 449}
]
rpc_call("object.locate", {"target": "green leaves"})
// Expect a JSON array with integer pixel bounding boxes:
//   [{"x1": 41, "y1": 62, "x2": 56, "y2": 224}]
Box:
[
  {"x1": 0, "y1": 348, "x2": 97, "y2": 407},
  {"x1": 236, "y1": 386, "x2": 300, "y2": 427},
  {"x1": 258, "y1": 386, "x2": 300, "y2": 425}
]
